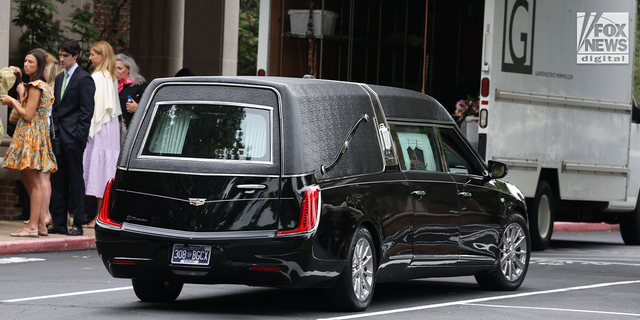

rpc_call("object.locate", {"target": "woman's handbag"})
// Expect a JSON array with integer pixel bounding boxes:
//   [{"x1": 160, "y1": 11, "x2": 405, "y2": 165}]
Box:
[
  {"x1": 50, "y1": 116, "x2": 61, "y2": 154},
  {"x1": 9, "y1": 108, "x2": 20, "y2": 125}
]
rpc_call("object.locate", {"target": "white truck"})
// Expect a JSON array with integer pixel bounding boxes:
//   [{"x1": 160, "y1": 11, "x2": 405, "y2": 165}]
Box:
[{"x1": 477, "y1": 0, "x2": 640, "y2": 250}]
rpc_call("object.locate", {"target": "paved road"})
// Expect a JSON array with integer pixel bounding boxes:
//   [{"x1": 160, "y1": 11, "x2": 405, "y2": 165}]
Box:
[{"x1": 0, "y1": 231, "x2": 638, "y2": 320}]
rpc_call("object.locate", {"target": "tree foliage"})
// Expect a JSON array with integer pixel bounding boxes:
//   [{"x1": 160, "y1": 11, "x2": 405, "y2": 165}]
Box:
[
  {"x1": 66, "y1": 3, "x2": 100, "y2": 70},
  {"x1": 238, "y1": 0, "x2": 259, "y2": 76},
  {"x1": 12, "y1": 0, "x2": 67, "y2": 57}
]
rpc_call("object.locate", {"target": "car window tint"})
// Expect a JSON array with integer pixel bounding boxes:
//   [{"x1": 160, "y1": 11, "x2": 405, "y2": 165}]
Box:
[
  {"x1": 389, "y1": 124, "x2": 442, "y2": 172},
  {"x1": 439, "y1": 127, "x2": 483, "y2": 176},
  {"x1": 141, "y1": 103, "x2": 271, "y2": 162}
]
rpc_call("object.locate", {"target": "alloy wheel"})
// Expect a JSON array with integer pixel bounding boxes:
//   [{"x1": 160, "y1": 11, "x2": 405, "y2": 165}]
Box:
[
  {"x1": 499, "y1": 222, "x2": 528, "y2": 281},
  {"x1": 351, "y1": 237, "x2": 374, "y2": 301}
]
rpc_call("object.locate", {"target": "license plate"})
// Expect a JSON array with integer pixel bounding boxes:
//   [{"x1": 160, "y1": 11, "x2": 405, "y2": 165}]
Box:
[{"x1": 171, "y1": 244, "x2": 212, "y2": 266}]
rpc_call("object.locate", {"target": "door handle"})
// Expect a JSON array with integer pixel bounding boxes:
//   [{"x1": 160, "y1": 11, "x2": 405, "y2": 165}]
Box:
[
  {"x1": 458, "y1": 191, "x2": 472, "y2": 198},
  {"x1": 411, "y1": 190, "x2": 426, "y2": 197},
  {"x1": 237, "y1": 184, "x2": 267, "y2": 194}
]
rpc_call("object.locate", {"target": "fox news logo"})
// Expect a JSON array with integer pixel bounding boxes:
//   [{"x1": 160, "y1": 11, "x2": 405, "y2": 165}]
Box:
[{"x1": 577, "y1": 12, "x2": 629, "y2": 64}]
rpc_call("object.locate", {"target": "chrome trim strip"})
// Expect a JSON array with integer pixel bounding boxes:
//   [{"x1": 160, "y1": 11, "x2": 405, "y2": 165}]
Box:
[
  {"x1": 413, "y1": 254, "x2": 459, "y2": 261},
  {"x1": 321, "y1": 114, "x2": 370, "y2": 174},
  {"x1": 137, "y1": 100, "x2": 274, "y2": 165},
  {"x1": 389, "y1": 254, "x2": 413, "y2": 260},
  {"x1": 320, "y1": 179, "x2": 408, "y2": 191},
  {"x1": 113, "y1": 257, "x2": 153, "y2": 261},
  {"x1": 360, "y1": 84, "x2": 400, "y2": 167},
  {"x1": 124, "y1": 167, "x2": 280, "y2": 178},
  {"x1": 126, "y1": 82, "x2": 284, "y2": 171},
  {"x1": 122, "y1": 189, "x2": 286, "y2": 203},
  {"x1": 121, "y1": 222, "x2": 277, "y2": 240},
  {"x1": 562, "y1": 161, "x2": 628, "y2": 175},
  {"x1": 493, "y1": 156, "x2": 539, "y2": 169},
  {"x1": 496, "y1": 89, "x2": 631, "y2": 112},
  {"x1": 458, "y1": 255, "x2": 495, "y2": 262},
  {"x1": 237, "y1": 184, "x2": 267, "y2": 189},
  {"x1": 96, "y1": 220, "x2": 122, "y2": 231}
]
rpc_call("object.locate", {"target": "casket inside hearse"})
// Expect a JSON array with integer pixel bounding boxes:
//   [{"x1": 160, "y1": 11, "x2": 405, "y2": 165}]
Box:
[{"x1": 95, "y1": 76, "x2": 529, "y2": 311}]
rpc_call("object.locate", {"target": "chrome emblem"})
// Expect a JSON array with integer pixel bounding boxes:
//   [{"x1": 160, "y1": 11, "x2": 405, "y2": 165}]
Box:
[{"x1": 189, "y1": 198, "x2": 206, "y2": 206}]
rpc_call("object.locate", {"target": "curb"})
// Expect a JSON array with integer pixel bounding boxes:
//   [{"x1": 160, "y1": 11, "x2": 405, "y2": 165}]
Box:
[
  {"x1": 0, "y1": 236, "x2": 95, "y2": 257},
  {"x1": 553, "y1": 222, "x2": 619, "y2": 232}
]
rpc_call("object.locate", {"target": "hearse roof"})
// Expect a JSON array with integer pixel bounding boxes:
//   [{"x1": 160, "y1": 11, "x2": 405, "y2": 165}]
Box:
[
  {"x1": 123, "y1": 76, "x2": 454, "y2": 179},
  {"x1": 145, "y1": 76, "x2": 454, "y2": 124}
]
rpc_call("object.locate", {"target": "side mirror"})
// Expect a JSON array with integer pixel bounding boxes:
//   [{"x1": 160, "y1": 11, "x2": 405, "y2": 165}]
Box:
[{"x1": 488, "y1": 160, "x2": 508, "y2": 180}]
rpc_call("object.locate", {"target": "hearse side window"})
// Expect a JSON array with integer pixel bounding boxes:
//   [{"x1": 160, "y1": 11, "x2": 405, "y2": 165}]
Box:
[
  {"x1": 439, "y1": 127, "x2": 483, "y2": 176},
  {"x1": 141, "y1": 103, "x2": 271, "y2": 162},
  {"x1": 389, "y1": 124, "x2": 442, "y2": 172}
]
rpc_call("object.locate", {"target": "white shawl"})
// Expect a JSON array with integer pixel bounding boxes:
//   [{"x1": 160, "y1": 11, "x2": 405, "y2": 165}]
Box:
[{"x1": 89, "y1": 71, "x2": 122, "y2": 138}]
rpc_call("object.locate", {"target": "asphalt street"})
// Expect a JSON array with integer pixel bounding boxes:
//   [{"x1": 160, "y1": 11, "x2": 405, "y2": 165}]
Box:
[{"x1": 0, "y1": 230, "x2": 638, "y2": 320}]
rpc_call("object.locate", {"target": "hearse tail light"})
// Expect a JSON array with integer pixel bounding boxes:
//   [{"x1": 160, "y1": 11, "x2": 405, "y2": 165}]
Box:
[
  {"x1": 97, "y1": 178, "x2": 123, "y2": 229},
  {"x1": 481, "y1": 77, "x2": 490, "y2": 97},
  {"x1": 276, "y1": 185, "x2": 321, "y2": 236}
]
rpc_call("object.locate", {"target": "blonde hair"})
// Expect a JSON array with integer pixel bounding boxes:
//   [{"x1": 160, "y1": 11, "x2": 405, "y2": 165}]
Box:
[
  {"x1": 44, "y1": 52, "x2": 63, "y2": 89},
  {"x1": 90, "y1": 41, "x2": 117, "y2": 79}
]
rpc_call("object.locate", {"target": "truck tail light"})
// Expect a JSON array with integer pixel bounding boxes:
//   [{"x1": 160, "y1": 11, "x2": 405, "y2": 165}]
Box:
[
  {"x1": 97, "y1": 178, "x2": 123, "y2": 229},
  {"x1": 480, "y1": 108, "x2": 488, "y2": 128},
  {"x1": 481, "y1": 78, "x2": 490, "y2": 97},
  {"x1": 276, "y1": 185, "x2": 321, "y2": 236}
]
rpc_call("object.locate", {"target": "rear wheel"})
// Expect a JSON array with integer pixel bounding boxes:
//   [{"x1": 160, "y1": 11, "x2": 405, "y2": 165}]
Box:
[
  {"x1": 529, "y1": 181, "x2": 554, "y2": 251},
  {"x1": 132, "y1": 279, "x2": 183, "y2": 302},
  {"x1": 620, "y1": 196, "x2": 640, "y2": 245},
  {"x1": 475, "y1": 213, "x2": 530, "y2": 290},
  {"x1": 325, "y1": 226, "x2": 376, "y2": 312}
]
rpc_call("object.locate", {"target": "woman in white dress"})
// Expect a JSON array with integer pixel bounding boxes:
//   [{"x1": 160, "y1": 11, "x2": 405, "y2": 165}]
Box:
[{"x1": 83, "y1": 41, "x2": 121, "y2": 228}]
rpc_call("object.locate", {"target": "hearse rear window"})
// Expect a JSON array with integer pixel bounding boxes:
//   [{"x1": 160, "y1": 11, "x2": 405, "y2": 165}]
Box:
[{"x1": 141, "y1": 103, "x2": 272, "y2": 162}]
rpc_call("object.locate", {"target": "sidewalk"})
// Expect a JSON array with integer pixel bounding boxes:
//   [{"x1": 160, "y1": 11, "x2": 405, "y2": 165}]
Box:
[
  {"x1": 0, "y1": 220, "x2": 95, "y2": 256},
  {"x1": 0, "y1": 220, "x2": 622, "y2": 256}
]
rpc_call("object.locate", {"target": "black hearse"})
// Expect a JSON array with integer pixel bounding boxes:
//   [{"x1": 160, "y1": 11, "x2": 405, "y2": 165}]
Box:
[{"x1": 96, "y1": 76, "x2": 529, "y2": 311}]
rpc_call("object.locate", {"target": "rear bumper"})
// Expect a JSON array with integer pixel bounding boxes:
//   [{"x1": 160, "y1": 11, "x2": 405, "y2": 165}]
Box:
[{"x1": 95, "y1": 223, "x2": 345, "y2": 288}]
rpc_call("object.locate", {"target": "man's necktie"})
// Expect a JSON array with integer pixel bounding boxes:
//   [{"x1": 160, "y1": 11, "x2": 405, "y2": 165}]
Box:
[{"x1": 60, "y1": 72, "x2": 68, "y2": 97}]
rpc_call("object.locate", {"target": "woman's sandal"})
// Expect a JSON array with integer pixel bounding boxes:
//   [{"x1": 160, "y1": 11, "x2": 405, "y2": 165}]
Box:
[
  {"x1": 24, "y1": 219, "x2": 52, "y2": 226},
  {"x1": 11, "y1": 227, "x2": 39, "y2": 238},
  {"x1": 38, "y1": 229, "x2": 49, "y2": 236}
]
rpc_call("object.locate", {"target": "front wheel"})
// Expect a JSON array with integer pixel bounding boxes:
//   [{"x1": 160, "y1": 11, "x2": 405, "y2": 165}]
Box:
[
  {"x1": 475, "y1": 213, "x2": 530, "y2": 291},
  {"x1": 132, "y1": 279, "x2": 183, "y2": 302},
  {"x1": 620, "y1": 196, "x2": 640, "y2": 245},
  {"x1": 529, "y1": 181, "x2": 554, "y2": 251},
  {"x1": 325, "y1": 226, "x2": 377, "y2": 312}
]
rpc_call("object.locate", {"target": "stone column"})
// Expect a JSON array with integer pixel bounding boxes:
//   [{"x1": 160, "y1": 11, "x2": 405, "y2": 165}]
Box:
[
  {"x1": 130, "y1": 0, "x2": 185, "y2": 80},
  {"x1": 221, "y1": 0, "x2": 238, "y2": 76},
  {"x1": 0, "y1": 0, "x2": 9, "y2": 67},
  {"x1": 1, "y1": 0, "x2": 11, "y2": 147}
]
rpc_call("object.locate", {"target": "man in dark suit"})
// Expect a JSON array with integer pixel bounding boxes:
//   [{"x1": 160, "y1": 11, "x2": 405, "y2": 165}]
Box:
[{"x1": 48, "y1": 39, "x2": 95, "y2": 236}]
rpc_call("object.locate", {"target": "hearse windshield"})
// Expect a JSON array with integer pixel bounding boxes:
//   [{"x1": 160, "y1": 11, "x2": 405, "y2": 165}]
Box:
[{"x1": 141, "y1": 102, "x2": 272, "y2": 162}]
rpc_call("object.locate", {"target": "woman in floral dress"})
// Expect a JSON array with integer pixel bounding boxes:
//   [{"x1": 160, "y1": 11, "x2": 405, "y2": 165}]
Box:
[{"x1": 0, "y1": 49, "x2": 57, "y2": 237}]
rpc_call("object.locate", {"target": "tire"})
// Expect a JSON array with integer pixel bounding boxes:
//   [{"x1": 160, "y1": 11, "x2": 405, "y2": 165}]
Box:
[
  {"x1": 325, "y1": 227, "x2": 377, "y2": 312},
  {"x1": 475, "y1": 213, "x2": 530, "y2": 291},
  {"x1": 132, "y1": 279, "x2": 183, "y2": 302},
  {"x1": 620, "y1": 197, "x2": 640, "y2": 245},
  {"x1": 529, "y1": 181, "x2": 554, "y2": 251}
]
